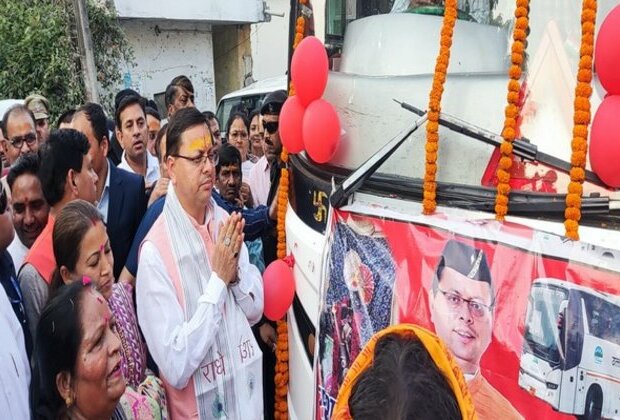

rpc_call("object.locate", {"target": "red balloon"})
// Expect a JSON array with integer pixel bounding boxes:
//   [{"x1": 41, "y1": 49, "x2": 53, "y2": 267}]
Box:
[
  {"x1": 590, "y1": 95, "x2": 620, "y2": 187},
  {"x1": 263, "y1": 260, "x2": 295, "y2": 321},
  {"x1": 595, "y1": 5, "x2": 620, "y2": 95},
  {"x1": 303, "y1": 99, "x2": 340, "y2": 164},
  {"x1": 291, "y1": 36, "x2": 329, "y2": 107},
  {"x1": 279, "y1": 96, "x2": 306, "y2": 154}
]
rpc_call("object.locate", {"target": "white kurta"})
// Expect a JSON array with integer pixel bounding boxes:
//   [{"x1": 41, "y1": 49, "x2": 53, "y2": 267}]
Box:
[
  {"x1": 136, "y1": 197, "x2": 264, "y2": 419},
  {"x1": 0, "y1": 286, "x2": 30, "y2": 419}
]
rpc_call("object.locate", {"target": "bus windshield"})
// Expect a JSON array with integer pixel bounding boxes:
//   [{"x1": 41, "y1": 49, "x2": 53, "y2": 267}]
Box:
[
  {"x1": 523, "y1": 284, "x2": 568, "y2": 366},
  {"x1": 319, "y1": 0, "x2": 619, "y2": 213}
]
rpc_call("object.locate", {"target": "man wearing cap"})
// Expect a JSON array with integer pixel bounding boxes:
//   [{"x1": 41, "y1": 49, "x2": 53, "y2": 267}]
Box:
[
  {"x1": 24, "y1": 94, "x2": 50, "y2": 143},
  {"x1": 247, "y1": 89, "x2": 287, "y2": 208},
  {"x1": 428, "y1": 240, "x2": 522, "y2": 420}
]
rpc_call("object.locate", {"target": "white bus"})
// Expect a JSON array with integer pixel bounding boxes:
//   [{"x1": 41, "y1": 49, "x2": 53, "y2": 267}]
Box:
[{"x1": 519, "y1": 278, "x2": 620, "y2": 419}]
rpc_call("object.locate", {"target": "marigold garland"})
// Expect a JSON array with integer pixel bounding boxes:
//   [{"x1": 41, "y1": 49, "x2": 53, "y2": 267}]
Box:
[
  {"x1": 273, "y1": 8, "x2": 306, "y2": 420},
  {"x1": 564, "y1": 0, "x2": 597, "y2": 240},
  {"x1": 422, "y1": 0, "x2": 458, "y2": 215},
  {"x1": 494, "y1": 0, "x2": 530, "y2": 221}
]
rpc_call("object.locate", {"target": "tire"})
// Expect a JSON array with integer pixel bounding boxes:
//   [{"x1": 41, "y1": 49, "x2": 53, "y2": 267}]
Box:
[{"x1": 579, "y1": 386, "x2": 603, "y2": 420}]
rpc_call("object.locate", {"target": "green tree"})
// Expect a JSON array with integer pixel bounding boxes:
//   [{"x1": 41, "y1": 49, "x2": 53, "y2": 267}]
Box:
[{"x1": 0, "y1": 0, "x2": 133, "y2": 120}]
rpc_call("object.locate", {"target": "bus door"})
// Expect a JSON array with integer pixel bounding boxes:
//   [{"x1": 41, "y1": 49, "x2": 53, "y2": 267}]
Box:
[{"x1": 557, "y1": 290, "x2": 585, "y2": 413}]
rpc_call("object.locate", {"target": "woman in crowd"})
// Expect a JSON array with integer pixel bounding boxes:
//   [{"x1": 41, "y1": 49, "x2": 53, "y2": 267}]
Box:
[
  {"x1": 226, "y1": 111, "x2": 257, "y2": 179},
  {"x1": 248, "y1": 109, "x2": 265, "y2": 159},
  {"x1": 49, "y1": 200, "x2": 148, "y2": 389},
  {"x1": 333, "y1": 324, "x2": 477, "y2": 420},
  {"x1": 30, "y1": 281, "x2": 166, "y2": 419}
]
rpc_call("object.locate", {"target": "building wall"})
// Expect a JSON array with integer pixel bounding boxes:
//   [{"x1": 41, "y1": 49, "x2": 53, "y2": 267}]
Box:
[
  {"x1": 113, "y1": 0, "x2": 264, "y2": 23},
  {"x1": 250, "y1": 0, "x2": 290, "y2": 81},
  {"x1": 213, "y1": 25, "x2": 253, "y2": 103},
  {"x1": 119, "y1": 20, "x2": 216, "y2": 115}
]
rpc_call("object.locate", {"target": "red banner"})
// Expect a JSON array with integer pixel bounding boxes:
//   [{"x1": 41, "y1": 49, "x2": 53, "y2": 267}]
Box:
[{"x1": 316, "y1": 209, "x2": 620, "y2": 419}]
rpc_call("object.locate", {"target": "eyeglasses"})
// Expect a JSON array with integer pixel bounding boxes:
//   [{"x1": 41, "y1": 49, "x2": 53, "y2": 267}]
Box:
[
  {"x1": 171, "y1": 151, "x2": 218, "y2": 167},
  {"x1": 262, "y1": 121, "x2": 279, "y2": 134},
  {"x1": 0, "y1": 185, "x2": 7, "y2": 215},
  {"x1": 9, "y1": 132, "x2": 37, "y2": 149},
  {"x1": 437, "y1": 288, "x2": 493, "y2": 318}
]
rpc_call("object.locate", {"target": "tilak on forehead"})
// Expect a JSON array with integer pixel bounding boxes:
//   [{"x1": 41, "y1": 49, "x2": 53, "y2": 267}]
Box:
[{"x1": 188, "y1": 134, "x2": 213, "y2": 152}]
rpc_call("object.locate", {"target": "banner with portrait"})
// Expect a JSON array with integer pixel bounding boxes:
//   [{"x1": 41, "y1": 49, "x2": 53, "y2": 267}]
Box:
[{"x1": 315, "y1": 207, "x2": 620, "y2": 419}]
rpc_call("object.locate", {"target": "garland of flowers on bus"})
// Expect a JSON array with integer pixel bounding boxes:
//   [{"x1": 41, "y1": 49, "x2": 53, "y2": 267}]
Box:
[
  {"x1": 494, "y1": 0, "x2": 530, "y2": 220},
  {"x1": 273, "y1": 3, "x2": 308, "y2": 419},
  {"x1": 422, "y1": 0, "x2": 458, "y2": 215},
  {"x1": 565, "y1": 0, "x2": 597, "y2": 240}
]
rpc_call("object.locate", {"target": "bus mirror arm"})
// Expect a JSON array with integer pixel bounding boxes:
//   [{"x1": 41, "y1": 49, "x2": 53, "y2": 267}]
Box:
[
  {"x1": 330, "y1": 112, "x2": 429, "y2": 208},
  {"x1": 394, "y1": 99, "x2": 606, "y2": 188}
]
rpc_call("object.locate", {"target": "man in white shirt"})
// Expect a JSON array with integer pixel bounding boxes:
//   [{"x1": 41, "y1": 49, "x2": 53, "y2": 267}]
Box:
[
  {"x1": 248, "y1": 90, "x2": 287, "y2": 207},
  {"x1": 137, "y1": 107, "x2": 264, "y2": 419},
  {"x1": 0, "y1": 184, "x2": 30, "y2": 419},
  {"x1": 6, "y1": 153, "x2": 50, "y2": 270},
  {"x1": 115, "y1": 95, "x2": 160, "y2": 188}
]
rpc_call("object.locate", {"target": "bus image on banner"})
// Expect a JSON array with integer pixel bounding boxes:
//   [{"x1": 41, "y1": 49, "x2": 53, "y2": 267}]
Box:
[{"x1": 519, "y1": 278, "x2": 620, "y2": 419}]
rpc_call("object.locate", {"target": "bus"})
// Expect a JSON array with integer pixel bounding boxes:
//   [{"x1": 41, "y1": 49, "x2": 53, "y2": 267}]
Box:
[
  {"x1": 281, "y1": 1, "x2": 620, "y2": 419},
  {"x1": 519, "y1": 278, "x2": 620, "y2": 419}
]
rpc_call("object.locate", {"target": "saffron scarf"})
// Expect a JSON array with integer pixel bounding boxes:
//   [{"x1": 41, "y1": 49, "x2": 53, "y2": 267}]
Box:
[{"x1": 333, "y1": 324, "x2": 478, "y2": 420}]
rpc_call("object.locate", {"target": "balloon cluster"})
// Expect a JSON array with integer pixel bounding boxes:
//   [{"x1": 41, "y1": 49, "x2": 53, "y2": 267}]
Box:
[
  {"x1": 590, "y1": 5, "x2": 620, "y2": 187},
  {"x1": 280, "y1": 36, "x2": 341, "y2": 163}
]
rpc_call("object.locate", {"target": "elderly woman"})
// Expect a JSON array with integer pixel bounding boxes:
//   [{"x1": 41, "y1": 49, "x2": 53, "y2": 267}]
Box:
[
  {"x1": 30, "y1": 281, "x2": 167, "y2": 419},
  {"x1": 50, "y1": 200, "x2": 149, "y2": 389}
]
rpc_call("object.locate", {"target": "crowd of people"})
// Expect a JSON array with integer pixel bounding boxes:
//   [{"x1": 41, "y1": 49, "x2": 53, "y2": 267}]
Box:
[{"x1": 0, "y1": 75, "x2": 288, "y2": 419}]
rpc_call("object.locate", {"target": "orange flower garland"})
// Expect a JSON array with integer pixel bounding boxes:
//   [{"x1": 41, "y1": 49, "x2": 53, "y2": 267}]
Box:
[
  {"x1": 564, "y1": 0, "x2": 597, "y2": 240},
  {"x1": 273, "y1": 6, "x2": 306, "y2": 419},
  {"x1": 494, "y1": 0, "x2": 530, "y2": 221},
  {"x1": 422, "y1": 0, "x2": 458, "y2": 215}
]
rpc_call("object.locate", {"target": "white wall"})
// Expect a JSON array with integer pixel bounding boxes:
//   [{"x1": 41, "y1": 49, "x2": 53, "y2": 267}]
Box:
[
  {"x1": 120, "y1": 20, "x2": 217, "y2": 113},
  {"x1": 250, "y1": 0, "x2": 290, "y2": 82},
  {"x1": 114, "y1": 0, "x2": 264, "y2": 23}
]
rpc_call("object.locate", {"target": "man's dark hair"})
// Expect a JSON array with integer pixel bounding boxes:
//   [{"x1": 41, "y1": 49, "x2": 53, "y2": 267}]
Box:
[
  {"x1": 37, "y1": 129, "x2": 90, "y2": 207},
  {"x1": 76, "y1": 103, "x2": 108, "y2": 144},
  {"x1": 2, "y1": 104, "x2": 35, "y2": 138},
  {"x1": 114, "y1": 88, "x2": 140, "y2": 111},
  {"x1": 165, "y1": 75, "x2": 195, "y2": 109},
  {"x1": 170, "y1": 75, "x2": 194, "y2": 93},
  {"x1": 164, "y1": 84, "x2": 177, "y2": 109},
  {"x1": 7, "y1": 153, "x2": 39, "y2": 190},
  {"x1": 115, "y1": 95, "x2": 146, "y2": 128},
  {"x1": 154, "y1": 123, "x2": 168, "y2": 163},
  {"x1": 166, "y1": 108, "x2": 207, "y2": 158},
  {"x1": 216, "y1": 144, "x2": 242, "y2": 177},
  {"x1": 56, "y1": 109, "x2": 76, "y2": 128},
  {"x1": 145, "y1": 106, "x2": 161, "y2": 121},
  {"x1": 349, "y1": 333, "x2": 461, "y2": 420}
]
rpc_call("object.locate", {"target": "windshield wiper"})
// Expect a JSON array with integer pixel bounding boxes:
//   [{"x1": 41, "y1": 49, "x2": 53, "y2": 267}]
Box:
[
  {"x1": 394, "y1": 99, "x2": 607, "y2": 188},
  {"x1": 330, "y1": 112, "x2": 429, "y2": 208}
]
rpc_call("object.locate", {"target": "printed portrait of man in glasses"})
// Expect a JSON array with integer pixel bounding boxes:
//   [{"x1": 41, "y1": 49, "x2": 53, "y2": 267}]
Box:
[{"x1": 428, "y1": 239, "x2": 522, "y2": 419}]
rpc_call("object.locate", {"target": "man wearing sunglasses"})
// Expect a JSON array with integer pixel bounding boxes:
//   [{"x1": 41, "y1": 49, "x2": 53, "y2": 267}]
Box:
[
  {"x1": 165, "y1": 75, "x2": 196, "y2": 119},
  {"x1": 248, "y1": 90, "x2": 287, "y2": 208},
  {"x1": 428, "y1": 240, "x2": 522, "y2": 419}
]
